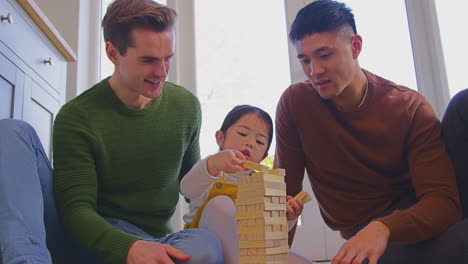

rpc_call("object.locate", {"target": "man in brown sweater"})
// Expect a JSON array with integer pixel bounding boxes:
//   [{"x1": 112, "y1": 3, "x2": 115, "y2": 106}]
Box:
[{"x1": 275, "y1": 1, "x2": 468, "y2": 263}]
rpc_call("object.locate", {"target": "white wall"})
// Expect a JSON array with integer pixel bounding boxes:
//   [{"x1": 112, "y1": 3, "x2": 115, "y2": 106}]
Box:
[{"x1": 35, "y1": 0, "x2": 101, "y2": 101}]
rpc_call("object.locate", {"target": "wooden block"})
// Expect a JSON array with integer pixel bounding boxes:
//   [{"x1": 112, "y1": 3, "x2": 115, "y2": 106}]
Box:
[
  {"x1": 237, "y1": 189, "x2": 265, "y2": 198},
  {"x1": 265, "y1": 188, "x2": 286, "y2": 196},
  {"x1": 265, "y1": 181, "x2": 286, "y2": 190},
  {"x1": 268, "y1": 168, "x2": 286, "y2": 176},
  {"x1": 264, "y1": 217, "x2": 287, "y2": 225},
  {"x1": 264, "y1": 203, "x2": 286, "y2": 211},
  {"x1": 251, "y1": 172, "x2": 285, "y2": 183},
  {"x1": 294, "y1": 191, "x2": 312, "y2": 204},
  {"x1": 236, "y1": 210, "x2": 264, "y2": 220},
  {"x1": 239, "y1": 238, "x2": 288, "y2": 249},
  {"x1": 279, "y1": 196, "x2": 287, "y2": 203},
  {"x1": 235, "y1": 196, "x2": 265, "y2": 205},
  {"x1": 265, "y1": 231, "x2": 288, "y2": 240},
  {"x1": 265, "y1": 246, "x2": 289, "y2": 255},
  {"x1": 243, "y1": 160, "x2": 269, "y2": 172},
  {"x1": 237, "y1": 225, "x2": 266, "y2": 234},
  {"x1": 238, "y1": 181, "x2": 285, "y2": 192}
]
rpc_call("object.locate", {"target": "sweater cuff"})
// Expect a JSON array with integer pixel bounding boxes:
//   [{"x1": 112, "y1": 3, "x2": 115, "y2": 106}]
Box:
[
  {"x1": 203, "y1": 155, "x2": 223, "y2": 178},
  {"x1": 373, "y1": 215, "x2": 396, "y2": 242},
  {"x1": 104, "y1": 232, "x2": 142, "y2": 264}
]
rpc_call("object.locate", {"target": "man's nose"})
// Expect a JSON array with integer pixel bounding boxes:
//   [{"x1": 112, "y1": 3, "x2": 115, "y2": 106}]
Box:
[
  {"x1": 153, "y1": 61, "x2": 168, "y2": 78},
  {"x1": 310, "y1": 61, "x2": 325, "y2": 76}
]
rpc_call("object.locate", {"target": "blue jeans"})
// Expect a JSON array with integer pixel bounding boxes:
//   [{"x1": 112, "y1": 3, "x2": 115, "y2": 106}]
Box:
[
  {"x1": 0, "y1": 119, "x2": 223, "y2": 264},
  {"x1": 104, "y1": 217, "x2": 223, "y2": 264}
]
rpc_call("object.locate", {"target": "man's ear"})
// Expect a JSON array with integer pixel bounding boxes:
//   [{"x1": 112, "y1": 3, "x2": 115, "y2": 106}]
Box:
[
  {"x1": 106, "y1": 42, "x2": 120, "y2": 65},
  {"x1": 351, "y1": 34, "x2": 363, "y2": 59},
  {"x1": 215, "y1": 130, "x2": 225, "y2": 148}
]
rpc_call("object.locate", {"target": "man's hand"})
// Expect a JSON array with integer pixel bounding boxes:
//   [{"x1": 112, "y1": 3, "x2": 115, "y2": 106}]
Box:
[
  {"x1": 127, "y1": 240, "x2": 190, "y2": 264},
  {"x1": 286, "y1": 195, "x2": 304, "y2": 221},
  {"x1": 331, "y1": 221, "x2": 390, "y2": 264},
  {"x1": 206, "y1": 150, "x2": 246, "y2": 176}
]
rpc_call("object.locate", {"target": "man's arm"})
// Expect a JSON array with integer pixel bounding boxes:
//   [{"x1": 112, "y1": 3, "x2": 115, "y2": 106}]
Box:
[
  {"x1": 377, "y1": 99, "x2": 461, "y2": 242},
  {"x1": 332, "y1": 98, "x2": 462, "y2": 264},
  {"x1": 274, "y1": 89, "x2": 306, "y2": 246}
]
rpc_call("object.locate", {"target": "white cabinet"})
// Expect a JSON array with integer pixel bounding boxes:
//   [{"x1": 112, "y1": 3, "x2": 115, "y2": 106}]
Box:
[{"x1": 0, "y1": 0, "x2": 75, "y2": 158}]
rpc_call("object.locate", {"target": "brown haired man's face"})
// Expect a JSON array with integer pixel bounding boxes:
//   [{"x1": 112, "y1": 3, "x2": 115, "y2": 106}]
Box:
[{"x1": 110, "y1": 27, "x2": 175, "y2": 108}]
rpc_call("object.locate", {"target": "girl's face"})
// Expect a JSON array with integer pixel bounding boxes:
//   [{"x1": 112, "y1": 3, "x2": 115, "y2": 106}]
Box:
[{"x1": 216, "y1": 113, "x2": 270, "y2": 163}]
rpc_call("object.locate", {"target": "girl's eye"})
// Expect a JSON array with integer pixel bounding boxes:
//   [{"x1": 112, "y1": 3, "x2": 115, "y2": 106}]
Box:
[
  {"x1": 256, "y1": 140, "x2": 265, "y2": 145},
  {"x1": 238, "y1": 132, "x2": 247, "y2": 137}
]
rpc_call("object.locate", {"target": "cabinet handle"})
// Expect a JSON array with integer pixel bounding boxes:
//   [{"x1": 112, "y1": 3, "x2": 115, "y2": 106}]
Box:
[
  {"x1": 43, "y1": 57, "x2": 52, "y2": 66},
  {"x1": 1, "y1": 13, "x2": 12, "y2": 24}
]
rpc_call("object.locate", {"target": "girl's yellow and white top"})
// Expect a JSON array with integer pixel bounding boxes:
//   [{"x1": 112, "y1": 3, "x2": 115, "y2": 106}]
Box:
[{"x1": 180, "y1": 157, "x2": 252, "y2": 228}]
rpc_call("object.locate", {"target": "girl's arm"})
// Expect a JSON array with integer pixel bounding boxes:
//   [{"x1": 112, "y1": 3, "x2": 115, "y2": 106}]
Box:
[{"x1": 180, "y1": 158, "x2": 221, "y2": 199}]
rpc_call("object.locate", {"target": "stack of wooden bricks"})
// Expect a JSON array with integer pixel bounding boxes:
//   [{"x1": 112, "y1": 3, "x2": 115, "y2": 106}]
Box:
[{"x1": 236, "y1": 160, "x2": 289, "y2": 264}]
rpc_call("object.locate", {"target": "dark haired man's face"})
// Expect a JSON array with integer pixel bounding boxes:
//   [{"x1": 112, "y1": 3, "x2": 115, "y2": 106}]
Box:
[
  {"x1": 294, "y1": 28, "x2": 361, "y2": 103},
  {"x1": 107, "y1": 27, "x2": 175, "y2": 108}
]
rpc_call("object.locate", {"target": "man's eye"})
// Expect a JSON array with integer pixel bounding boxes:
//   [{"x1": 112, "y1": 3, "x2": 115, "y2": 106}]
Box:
[
  {"x1": 320, "y1": 53, "x2": 331, "y2": 59},
  {"x1": 300, "y1": 59, "x2": 310, "y2": 64}
]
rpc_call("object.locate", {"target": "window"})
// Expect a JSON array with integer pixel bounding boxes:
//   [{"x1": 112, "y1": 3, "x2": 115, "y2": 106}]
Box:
[
  {"x1": 435, "y1": 0, "x2": 468, "y2": 97},
  {"x1": 194, "y1": 0, "x2": 290, "y2": 160},
  {"x1": 342, "y1": 0, "x2": 418, "y2": 90}
]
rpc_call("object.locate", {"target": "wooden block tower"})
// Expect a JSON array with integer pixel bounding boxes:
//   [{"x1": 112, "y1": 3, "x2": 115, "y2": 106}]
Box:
[{"x1": 236, "y1": 160, "x2": 289, "y2": 264}]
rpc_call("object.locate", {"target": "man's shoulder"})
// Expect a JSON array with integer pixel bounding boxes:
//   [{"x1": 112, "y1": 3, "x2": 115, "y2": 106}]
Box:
[
  {"x1": 164, "y1": 82, "x2": 198, "y2": 101},
  {"x1": 366, "y1": 70, "x2": 423, "y2": 102},
  {"x1": 365, "y1": 70, "x2": 430, "y2": 119},
  {"x1": 163, "y1": 82, "x2": 201, "y2": 113},
  {"x1": 63, "y1": 79, "x2": 107, "y2": 109},
  {"x1": 55, "y1": 79, "x2": 110, "y2": 126},
  {"x1": 281, "y1": 80, "x2": 318, "y2": 101}
]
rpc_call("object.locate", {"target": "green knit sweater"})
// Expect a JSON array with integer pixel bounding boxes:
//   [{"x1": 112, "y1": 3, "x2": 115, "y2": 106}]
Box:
[{"x1": 52, "y1": 78, "x2": 201, "y2": 264}]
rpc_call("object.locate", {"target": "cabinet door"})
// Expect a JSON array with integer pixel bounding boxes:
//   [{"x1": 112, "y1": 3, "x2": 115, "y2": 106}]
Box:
[
  {"x1": 0, "y1": 52, "x2": 24, "y2": 119},
  {"x1": 22, "y1": 76, "x2": 59, "y2": 159}
]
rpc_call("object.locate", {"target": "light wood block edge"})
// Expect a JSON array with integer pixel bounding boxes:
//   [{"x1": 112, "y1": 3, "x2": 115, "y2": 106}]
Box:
[
  {"x1": 242, "y1": 160, "x2": 269, "y2": 172},
  {"x1": 294, "y1": 191, "x2": 312, "y2": 204}
]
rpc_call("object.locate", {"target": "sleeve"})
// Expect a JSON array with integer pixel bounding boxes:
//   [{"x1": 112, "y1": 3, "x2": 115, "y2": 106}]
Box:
[
  {"x1": 442, "y1": 89, "x2": 468, "y2": 218},
  {"x1": 180, "y1": 158, "x2": 222, "y2": 199},
  {"x1": 179, "y1": 97, "x2": 202, "y2": 182},
  {"x1": 53, "y1": 105, "x2": 140, "y2": 264},
  {"x1": 274, "y1": 88, "x2": 306, "y2": 245},
  {"x1": 377, "y1": 98, "x2": 461, "y2": 243}
]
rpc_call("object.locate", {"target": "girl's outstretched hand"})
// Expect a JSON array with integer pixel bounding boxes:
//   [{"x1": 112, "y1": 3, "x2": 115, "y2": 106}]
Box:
[{"x1": 206, "y1": 149, "x2": 246, "y2": 176}]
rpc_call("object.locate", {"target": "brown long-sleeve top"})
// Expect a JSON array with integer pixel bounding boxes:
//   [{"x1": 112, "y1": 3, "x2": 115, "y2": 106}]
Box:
[{"x1": 275, "y1": 69, "x2": 461, "y2": 243}]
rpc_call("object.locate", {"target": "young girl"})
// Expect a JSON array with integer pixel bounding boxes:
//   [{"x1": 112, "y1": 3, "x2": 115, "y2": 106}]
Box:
[{"x1": 180, "y1": 105, "x2": 308, "y2": 264}]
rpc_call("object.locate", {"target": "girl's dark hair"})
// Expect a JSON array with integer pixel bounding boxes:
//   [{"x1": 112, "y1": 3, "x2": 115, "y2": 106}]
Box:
[
  {"x1": 289, "y1": 0, "x2": 356, "y2": 42},
  {"x1": 220, "y1": 105, "x2": 273, "y2": 153}
]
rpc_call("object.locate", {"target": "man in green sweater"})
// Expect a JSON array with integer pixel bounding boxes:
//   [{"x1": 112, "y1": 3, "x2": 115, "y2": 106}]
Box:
[{"x1": 52, "y1": 0, "x2": 222, "y2": 263}]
